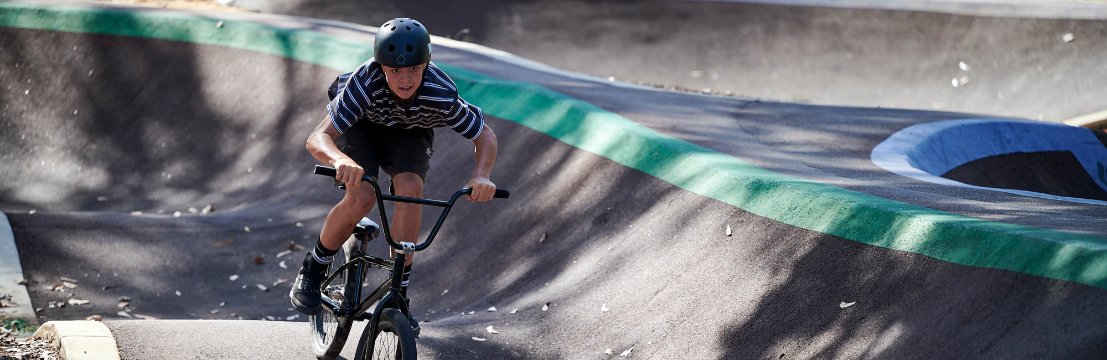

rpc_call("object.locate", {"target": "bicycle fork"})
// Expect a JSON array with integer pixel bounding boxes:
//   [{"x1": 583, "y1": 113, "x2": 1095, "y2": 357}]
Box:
[{"x1": 369, "y1": 242, "x2": 415, "y2": 336}]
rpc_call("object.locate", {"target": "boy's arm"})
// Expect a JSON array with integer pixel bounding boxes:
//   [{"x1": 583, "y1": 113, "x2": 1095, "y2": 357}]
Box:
[
  {"x1": 467, "y1": 124, "x2": 498, "y2": 202},
  {"x1": 306, "y1": 115, "x2": 364, "y2": 189}
]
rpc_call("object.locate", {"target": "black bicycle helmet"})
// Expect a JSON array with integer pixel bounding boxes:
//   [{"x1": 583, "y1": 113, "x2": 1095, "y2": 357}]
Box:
[{"x1": 374, "y1": 18, "x2": 432, "y2": 67}]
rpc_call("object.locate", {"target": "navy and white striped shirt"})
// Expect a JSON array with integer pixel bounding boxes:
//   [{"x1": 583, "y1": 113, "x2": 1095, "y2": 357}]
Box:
[{"x1": 326, "y1": 59, "x2": 485, "y2": 140}]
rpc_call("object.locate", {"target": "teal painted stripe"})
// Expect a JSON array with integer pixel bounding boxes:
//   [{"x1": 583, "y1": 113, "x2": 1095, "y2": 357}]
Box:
[{"x1": 3, "y1": 2, "x2": 1106, "y2": 289}]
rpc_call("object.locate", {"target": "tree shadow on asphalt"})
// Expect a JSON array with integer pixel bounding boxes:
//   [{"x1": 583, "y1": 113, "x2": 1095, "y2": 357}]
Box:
[
  {"x1": 0, "y1": 17, "x2": 340, "y2": 323},
  {"x1": 4, "y1": 11, "x2": 1107, "y2": 359}
]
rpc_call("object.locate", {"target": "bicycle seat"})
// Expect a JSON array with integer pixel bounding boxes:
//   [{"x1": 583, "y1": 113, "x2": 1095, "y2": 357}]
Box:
[{"x1": 353, "y1": 217, "x2": 380, "y2": 240}]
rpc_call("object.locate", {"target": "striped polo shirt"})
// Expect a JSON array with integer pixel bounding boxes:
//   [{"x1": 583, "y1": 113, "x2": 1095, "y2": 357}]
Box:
[{"x1": 327, "y1": 59, "x2": 485, "y2": 140}]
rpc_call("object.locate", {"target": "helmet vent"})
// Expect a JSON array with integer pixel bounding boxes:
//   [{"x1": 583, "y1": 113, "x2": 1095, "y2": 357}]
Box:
[
  {"x1": 406, "y1": 44, "x2": 414, "y2": 52},
  {"x1": 387, "y1": 45, "x2": 396, "y2": 52},
  {"x1": 390, "y1": 26, "x2": 396, "y2": 31},
  {"x1": 406, "y1": 26, "x2": 412, "y2": 31}
]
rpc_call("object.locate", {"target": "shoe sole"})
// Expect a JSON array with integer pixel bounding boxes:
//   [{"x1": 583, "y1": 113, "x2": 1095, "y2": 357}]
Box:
[{"x1": 289, "y1": 288, "x2": 322, "y2": 316}]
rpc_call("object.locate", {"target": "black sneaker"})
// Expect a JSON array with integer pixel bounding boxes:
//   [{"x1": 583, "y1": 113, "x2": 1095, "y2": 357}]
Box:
[
  {"x1": 404, "y1": 297, "x2": 421, "y2": 338},
  {"x1": 290, "y1": 253, "x2": 328, "y2": 315}
]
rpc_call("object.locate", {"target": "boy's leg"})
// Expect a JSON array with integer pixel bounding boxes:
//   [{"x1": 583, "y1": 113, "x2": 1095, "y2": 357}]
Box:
[
  {"x1": 390, "y1": 172, "x2": 424, "y2": 267},
  {"x1": 390, "y1": 172, "x2": 423, "y2": 335},
  {"x1": 291, "y1": 181, "x2": 377, "y2": 315}
]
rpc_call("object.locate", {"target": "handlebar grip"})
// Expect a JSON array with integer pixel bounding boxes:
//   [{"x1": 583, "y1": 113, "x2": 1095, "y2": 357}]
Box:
[
  {"x1": 314, "y1": 165, "x2": 337, "y2": 177},
  {"x1": 494, "y1": 189, "x2": 510, "y2": 199}
]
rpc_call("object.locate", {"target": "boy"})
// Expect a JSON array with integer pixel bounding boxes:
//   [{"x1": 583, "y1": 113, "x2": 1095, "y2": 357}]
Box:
[{"x1": 291, "y1": 18, "x2": 499, "y2": 316}]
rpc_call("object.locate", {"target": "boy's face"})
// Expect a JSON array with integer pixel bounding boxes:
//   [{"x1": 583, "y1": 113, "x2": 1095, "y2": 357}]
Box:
[{"x1": 381, "y1": 62, "x2": 427, "y2": 101}]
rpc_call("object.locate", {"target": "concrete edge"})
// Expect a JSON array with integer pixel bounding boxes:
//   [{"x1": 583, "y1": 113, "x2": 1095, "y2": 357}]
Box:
[
  {"x1": 2, "y1": 1, "x2": 1106, "y2": 290},
  {"x1": 32, "y1": 320, "x2": 121, "y2": 360},
  {"x1": 1065, "y1": 109, "x2": 1107, "y2": 131},
  {"x1": 0, "y1": 212, "x2": 36, "y2": 325}
]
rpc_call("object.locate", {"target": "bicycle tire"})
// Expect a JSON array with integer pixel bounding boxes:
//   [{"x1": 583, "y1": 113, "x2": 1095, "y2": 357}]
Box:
[
  {"x1": 355, "y1": 308, "x2": 417, "y2": 360},
  {"x1": 309, "y1": 239, "x2": 360, "y2": 360}
]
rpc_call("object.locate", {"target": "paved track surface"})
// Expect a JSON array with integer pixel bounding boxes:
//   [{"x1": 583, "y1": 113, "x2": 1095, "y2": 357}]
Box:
[
  {"x1": 2, "y1": 1, "x2": 1106, "y2": 359},
  {"x1": 236, "y1": 0, "x2": 1107, "y2": 122}
]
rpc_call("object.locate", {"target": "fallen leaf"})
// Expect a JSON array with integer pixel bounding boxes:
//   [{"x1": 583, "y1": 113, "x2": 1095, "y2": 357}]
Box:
[
  {"x1": 202, "y1": 205, "x2": 215, "y2": 214},
  {"x1": 134, "y1": 314, "x2": 157, "y2": 320},
  {"x1": 605, "y1": 349, "x2": 614, "y2": 355},
  {"x1": 487, "y1": 306, "x2": 498, "y2": 312},
  {"x1": 175, "y1": 290, "x2": 181, "y2": 296},
  {"x1": 276, "y1": 250, "x2": 292, "y2": 258},
  {"x1": 620, "y1": 347, "x2": 634, "y2": 357},
  {"x1": 256, "y1": 284, "x2": 269, "y2": 292},
  {"x1": 229, "y1": 274, "x2": 239, "y2": 281},
  {"x1": 959, "y1": 61, "x2": 971, "y2": 71},
  {"x1": 539, "y1": 233, "x2": 547, "y2": 243},
  {"x1": 219, "y1": 302, "x2": 226, "y2": 307},
  {"x1": 295, "y1": 222, "x2": 303, "y2": 227},
  {"x1": 602, "y1": 303, "x2": 610, "y2": 312},
  {"x1": 272, "y1": 278, "x2": 289, "y2": 287},
  {"x1": 173, "y1": 211, "x2": 182, "y2": 218},
  {"x1": 60, "y1": 277, "x2": 78, "y2": 284},
  {"x1": 85, "y1": 315, "x2": 102, "y2": 321},
  {"x1": 471, "y1": 337, "x2": 487, "y2": 342},
  {"x1": 441, "y1": 289, "x2": 449, "y2": 296},
  {"x1": 244, "y1": 226, "x2": 251, "y2": 233},
  {"x1": 468, "y1": 311, "x2": 475, "y2": 315},
  {"x1": 117, "y1": 311, "x2": 132, "y2": 318},
  {"x1": 67, "y1": 299, "x2": 90, "y2": 306},
  {"x1": 726, "y1": 225, "x2": 732, "y2": 236},
  {"x1": 264, "y1": 316, "x2": 276, "y2": 321},
  {"x1": 485, "y1": 326, "x2": 499, "y2": 334},
  {"x1": 130, "y1": 211, "x2": 143, "y2": 216},
  {"x1": 210, "y1": 309, "x2": 219, "y2": 314},
  {"x1": 279, "y1": 261, "x2": 287, "y2": 269},
  {"x1": 212, "y1": 238, "x2": 234, "y2": 248},
  {"x1": 286, "y1": 314, "x2": 300, "y2": 321},
  {"x1": 255, "y1": 256, "x2": 265, "y2": 265},
  {"x1": 840, "y1": 301, "x2": 856, "y2": 309},
  {"x1": 188, "y1": 207, "x2": 198, "y2": 214},
  {"x1": 1063, "y1": 32, "x2": 1075, "y2": 43},
  {"x1": 542, "y1": 302, "x2": 549, "y2": 311},
  {"x1": 510, "y1": 309, "x2": 519, "y2": 314}
]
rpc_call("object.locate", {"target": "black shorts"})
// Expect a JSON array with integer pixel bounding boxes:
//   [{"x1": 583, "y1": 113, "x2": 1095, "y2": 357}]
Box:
[{"x1": 339, "y1": 121, "x2": 435, "y2": 181}]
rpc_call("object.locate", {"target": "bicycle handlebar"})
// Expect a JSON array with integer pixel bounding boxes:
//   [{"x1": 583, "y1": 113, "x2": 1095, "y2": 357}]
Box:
[{"x1": 313, "y1": 165, "x2": 509, "y2": 251}]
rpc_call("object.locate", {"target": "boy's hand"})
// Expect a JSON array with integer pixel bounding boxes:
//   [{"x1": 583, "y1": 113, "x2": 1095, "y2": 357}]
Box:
[
  {"x1": 334, "y1": 158, "x2": 365, "y2": 189},
  {"x1": 467, "y1": 176, "x2": 496, "y2": 202}
]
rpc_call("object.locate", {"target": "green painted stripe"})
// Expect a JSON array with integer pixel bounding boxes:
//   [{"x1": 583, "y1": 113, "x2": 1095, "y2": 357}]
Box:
[{"x1": 3, "y1": 2, "x2": 1106, "y2": 289}]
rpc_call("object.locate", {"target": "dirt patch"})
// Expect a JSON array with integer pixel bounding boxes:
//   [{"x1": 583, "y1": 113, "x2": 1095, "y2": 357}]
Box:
[{"x1": 0, "y1": 327, "x2": 59, "y2": 360}]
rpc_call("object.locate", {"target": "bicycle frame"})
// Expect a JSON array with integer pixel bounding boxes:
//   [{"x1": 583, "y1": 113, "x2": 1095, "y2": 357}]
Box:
[{"x1": 312, "y1": 165, "x2": 508, "y2": 334}]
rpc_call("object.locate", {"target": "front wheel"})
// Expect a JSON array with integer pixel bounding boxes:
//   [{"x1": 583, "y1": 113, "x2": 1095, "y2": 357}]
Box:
[
  {"x1": 355, "y1": 308, "x2": 417, "y2": 360},
  {"x1": 309, "y1": 239, "x2": 359, "y2": 359}
]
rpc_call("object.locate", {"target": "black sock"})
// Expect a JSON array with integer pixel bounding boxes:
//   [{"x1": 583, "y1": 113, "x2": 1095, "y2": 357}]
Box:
[
  {"x1": 311, "y1": 238, "x2": 338, "y2": 265},
  {"x1": 400, "y1": 265, "x2": 412, "y2": 295}
]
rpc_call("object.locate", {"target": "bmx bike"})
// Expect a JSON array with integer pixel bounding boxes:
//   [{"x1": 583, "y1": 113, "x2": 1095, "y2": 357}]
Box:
[{"x1": 307, "y1": 165, "x2": 509, "y2": 360}]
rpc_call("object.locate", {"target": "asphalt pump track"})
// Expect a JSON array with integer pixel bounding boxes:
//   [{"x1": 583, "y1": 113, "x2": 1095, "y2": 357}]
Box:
[{"x1": 1, "y1": 1, "x2": 1106, "y2": 359}]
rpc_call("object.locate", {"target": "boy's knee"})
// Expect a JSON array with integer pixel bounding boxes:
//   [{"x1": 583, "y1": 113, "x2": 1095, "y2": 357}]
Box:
[
  {"x1": 391, "y1": 173, "x2": 424, "y2": 197},
  {"x1": 345, "y1": 186, "x2": 376, "y2": 211}
]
